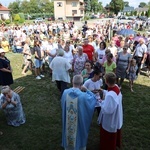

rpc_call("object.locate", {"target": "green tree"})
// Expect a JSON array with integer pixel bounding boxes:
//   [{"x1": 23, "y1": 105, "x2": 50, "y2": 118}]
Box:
[
  {"x1": 8, "y1": 0, "x2": 53, "y2": 18},
  {"x1": 90, "y1": 0, "x2": 103, "y2": 13},
  {"x1": 130, "y1": 11, "x2": 133, "y2": 16},
  {"x1": 40, "y1": 0, "x2": 54, "y2": 14},
  {"x1": 126, "y1": 12, "x2": 129, "y2": 16},
  {"x1": 124, "y1": 1, "x2": 129, "y2": 7},
  {"x1": 139, "y1": 2, "x2": 147, "y2": 8},
  {"x1": 147, "y1": 9, "x2": 150, "y2": 17},
  {"x1": 20, "y1": 0, "x2": 30, "y2": 14},
  {"x1": 84, "y1": 0, "x2": 91, "y2": 14},
  {"x1": 141, "y1": 11, "x2": 145, "y2": 16},
  {"x1": 97, "y1": 2, "x2": 103, "y2": 12},
  {"x1": 14, "y1": 14, "x2": 21, "y2": 22},
  {"x1": 109, "y1": 0, "x2": 124, "y2": 15},
  {"x1": 18, "y1": 13, "x2": 25, "y2": 19},
  {"x1": 28, "y1": 0, "x2": 40, "y2": 13},
  {"x1": 134, "y1": 11, "x2": 137, "y2": 16},
  {"x1": 145, "y1": 11, "x2": 148, "y2": 17},
  {"x1": 8, "y1": 1, "x2": 21, "y2": 14}
]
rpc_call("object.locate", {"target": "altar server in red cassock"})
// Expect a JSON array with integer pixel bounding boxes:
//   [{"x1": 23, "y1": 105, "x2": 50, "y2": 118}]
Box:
[{"x1": 98, "y1": 72, "x2": 123, "y2": 150}]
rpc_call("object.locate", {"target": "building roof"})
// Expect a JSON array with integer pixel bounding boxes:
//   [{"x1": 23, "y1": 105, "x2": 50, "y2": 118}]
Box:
[
  {"x1": 0, "y1": 3, "x2": 10, "y2": 11},
  {"x1": 123, "y1": 7, "x2": 134, "y2": 12},
  {"x1": 135, "y1": 7, "x2": 149, "y2": 12}
]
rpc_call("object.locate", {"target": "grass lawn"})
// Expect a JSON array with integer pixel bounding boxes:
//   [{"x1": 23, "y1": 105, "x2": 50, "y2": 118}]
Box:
[{"x1": 0, "y1": 52, "x2": 150, "y2": 150}]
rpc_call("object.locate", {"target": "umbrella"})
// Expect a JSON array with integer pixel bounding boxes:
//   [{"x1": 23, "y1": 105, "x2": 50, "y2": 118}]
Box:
[{"x1": 117, "y1": 29, "x2": 136, "y2": 36}]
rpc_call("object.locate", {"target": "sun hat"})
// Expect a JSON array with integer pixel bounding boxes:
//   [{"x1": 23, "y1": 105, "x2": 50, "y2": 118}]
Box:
[{"x1": 0, "y1": 48, "x2": 5, "y2": 53}]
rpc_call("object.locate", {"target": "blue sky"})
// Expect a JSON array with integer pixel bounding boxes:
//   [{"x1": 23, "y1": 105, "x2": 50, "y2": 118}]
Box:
[{"x1": 1, "y1": 0, "x2": 150, "y2": 8}]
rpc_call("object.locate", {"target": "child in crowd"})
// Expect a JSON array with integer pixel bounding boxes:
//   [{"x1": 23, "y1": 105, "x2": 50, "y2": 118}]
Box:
[{"x1": 127, "y1": 59, "x2": 138, "y2": 92}]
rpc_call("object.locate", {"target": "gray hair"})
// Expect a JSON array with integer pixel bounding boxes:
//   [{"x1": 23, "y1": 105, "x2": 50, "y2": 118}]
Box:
[
  {"x1": 1, "y1": 86, "x2": 10, "y2": 94},
  {"x1": 77, "y1": 46, "x2": 83, "y2": 51},
  {"x1": 57, "y1": 48, "x2": 64, "y2": 56},
  {"x1": 72, "y1": 75, "x2": 83, "y2": 86}
]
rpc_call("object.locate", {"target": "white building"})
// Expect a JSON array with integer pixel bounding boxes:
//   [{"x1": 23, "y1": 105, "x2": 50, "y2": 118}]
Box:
[
  {"x1": 0, "y1": 3, "x2": 10, "y2": 20},
  {"x1": 54, "y1": 0, "x2": 84, "y2": 21}
]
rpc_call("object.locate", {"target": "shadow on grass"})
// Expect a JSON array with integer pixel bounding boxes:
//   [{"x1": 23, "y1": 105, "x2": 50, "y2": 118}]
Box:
[{"x1": 0, "y1": 53, "x2": 150, "y2": 150}]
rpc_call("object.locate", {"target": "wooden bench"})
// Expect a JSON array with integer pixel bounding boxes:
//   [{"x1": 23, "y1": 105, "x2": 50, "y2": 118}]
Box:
[{"x1": 13, "y1": 86, "x2": 25, "y2": 94}]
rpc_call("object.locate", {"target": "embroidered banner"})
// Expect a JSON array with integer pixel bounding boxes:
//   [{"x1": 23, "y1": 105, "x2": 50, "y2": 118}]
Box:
[{"x1": 66, "y1": 94, "x2": 78, "y2": 148}]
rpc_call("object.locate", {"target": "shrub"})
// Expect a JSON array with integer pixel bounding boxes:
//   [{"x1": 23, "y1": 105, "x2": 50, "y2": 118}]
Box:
[
  {"x1": 134, "y1": 11, "x2": 137, "y2": 16},
  {"x1": 18, "y1": 13, "x2": 25, "y2": 20},
  {"x1": 84, "y1": 15, "x2": 90, "y2": 20},
  {"x1": 130, "y1": 11, "x2": 133, "y2": 16},
  {"x1": 19, "y1": 18, "x2": 25, "y2": 23},
  {"x1": 14, "y1": 14, "x2": 20, "y2": 22},
  {"x1": 141, "y1": 11, "x2": 144, "y2": 16},
  {"x1": 5, "y1": 19, "x2": 11, "y2": 24},
  {"x1": 146, "y1": 9, "x2": 150, "y2": 17}
]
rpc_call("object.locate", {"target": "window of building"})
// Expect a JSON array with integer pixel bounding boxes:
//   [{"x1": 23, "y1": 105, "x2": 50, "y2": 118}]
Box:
[
  {"x1": 72, "y1": 2, "x2": 77, "y2": 7},
  {"x1": 57, "y1": 2, "x2": 62, "y2": 7},
  {"x1": 72, "y1": 10, "x2": 77, "y2": 15},
  {"x1": 81, "y1": 10, "x2": 83, "y2": 14}
]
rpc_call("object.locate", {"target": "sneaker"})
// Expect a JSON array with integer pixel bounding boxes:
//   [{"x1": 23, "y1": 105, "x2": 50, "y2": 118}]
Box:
[
  {"x1": 40, "y1": 74, "x2": 45, "y2": 78},
  {"x1": 36, "y1": 76, "x2": 41, "y2": 80}
]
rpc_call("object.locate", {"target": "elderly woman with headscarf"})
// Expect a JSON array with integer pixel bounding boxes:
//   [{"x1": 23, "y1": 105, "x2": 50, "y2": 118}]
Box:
[
  {"x1": 50, "y1": 48, "x2": 72, "y2": 96},
  {"x1": 72, "y1": 46, "x2": 88, "y2": 76},
  {"x1": 0, "y1": 86, "x2": 26, "y2": 127}
]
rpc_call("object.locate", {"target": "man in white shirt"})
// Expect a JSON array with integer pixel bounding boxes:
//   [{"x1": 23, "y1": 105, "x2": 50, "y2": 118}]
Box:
[
  {"x1": 133, "y1": 38, "x2": 147, "y2": 75},
  {"x1": 50, "y1": 49, "x2": 72, "y2": 96}
]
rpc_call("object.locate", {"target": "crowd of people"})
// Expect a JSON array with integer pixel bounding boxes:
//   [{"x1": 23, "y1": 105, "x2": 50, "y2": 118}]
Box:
[{"x1": 0, "y1": 18, "x2": 150, "y2": 149}]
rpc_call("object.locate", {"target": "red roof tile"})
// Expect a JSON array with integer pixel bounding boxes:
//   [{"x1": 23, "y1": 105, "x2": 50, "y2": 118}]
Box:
[{"x1": 0, "y1": 4, "x2": 10, "y2": 11}]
